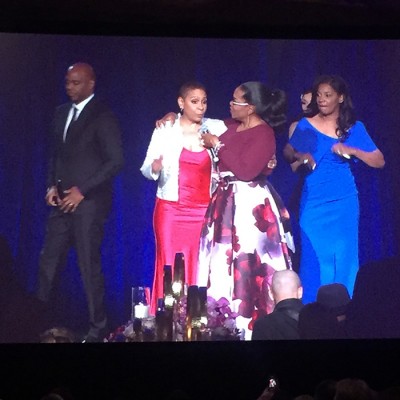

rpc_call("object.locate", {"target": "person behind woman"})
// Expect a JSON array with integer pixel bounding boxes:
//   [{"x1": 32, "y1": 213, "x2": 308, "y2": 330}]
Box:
[
  {"x1": 198, "y1": 82, "x2": 294, "y2": 337},
  {"x1": 288, "y1": 88, "x2": 313, "y2": 140},
  {"x1": 140, "y1": 81, "x2": 226, "y2": 314},
  {"x1": 287, "y1": 88, "x2": 313, "y2": 272},
  {"x1": 283, "y1": 74, "x2": 385, "y2": 304}
]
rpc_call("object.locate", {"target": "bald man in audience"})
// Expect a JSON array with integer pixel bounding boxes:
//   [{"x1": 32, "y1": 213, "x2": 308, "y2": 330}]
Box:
[{"x1": 252, "y1": 270, "x2": 304, "y2": 340}]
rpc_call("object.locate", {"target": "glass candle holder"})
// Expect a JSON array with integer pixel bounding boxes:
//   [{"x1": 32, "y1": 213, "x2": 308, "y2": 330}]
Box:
[{"x1": 131, "y1": 286, "x2": 150, "y2": 320}]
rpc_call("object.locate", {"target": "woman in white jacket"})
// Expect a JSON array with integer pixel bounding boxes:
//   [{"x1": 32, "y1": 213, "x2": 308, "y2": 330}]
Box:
[{"x1": 140, "y1": 81, "x2": 226, "y2": 314}]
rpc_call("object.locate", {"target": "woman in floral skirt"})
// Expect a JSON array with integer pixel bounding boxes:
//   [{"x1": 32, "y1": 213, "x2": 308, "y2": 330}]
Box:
[{"x1": 199, "y1": 81, "x2": 295, "y2": 338}]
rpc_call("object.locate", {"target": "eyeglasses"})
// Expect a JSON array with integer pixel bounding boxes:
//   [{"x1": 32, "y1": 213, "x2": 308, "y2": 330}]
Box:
[{"x1": 231, "y1": 100, "x2": 249, "y2": 106}]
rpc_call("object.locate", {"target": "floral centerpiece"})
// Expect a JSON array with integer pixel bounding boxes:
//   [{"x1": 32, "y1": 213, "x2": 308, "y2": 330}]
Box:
[
  {"x1": 105, "y1": 296, "x2": 243, "y2": 342},
  {"x1": 204, "y1": 296, "x2": 242, "y2": 340}
]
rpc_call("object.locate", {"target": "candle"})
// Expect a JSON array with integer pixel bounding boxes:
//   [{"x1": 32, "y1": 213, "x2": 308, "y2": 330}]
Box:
[
  {"x1": 134, "y1": 303, "x2": 149, "y2": 319},
  {"x1": 131, "y1": 286, "x2": 150, "y2": 320},
  {"x1": 199, "y1": 286, "x2": 208, "y2": 326},
  {"x1": 173, "y1": 253, "x2": 185, "y2": 283}
]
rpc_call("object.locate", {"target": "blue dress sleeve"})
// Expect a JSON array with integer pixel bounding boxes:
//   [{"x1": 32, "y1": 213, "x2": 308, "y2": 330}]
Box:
[
  {"x1": 289, "y1": 118, "x2": 331, "y2": 167},
  {"x1": 289, "y1": 118, "x2": 318, "y2": 153},
  {"x1": 345, "y1": 121, "x2": 378, "y2": 152}
]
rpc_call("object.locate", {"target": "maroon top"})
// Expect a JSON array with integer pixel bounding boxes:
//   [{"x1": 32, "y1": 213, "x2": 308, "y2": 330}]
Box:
[{"x1": 217, "y1": 118, "x2": 276, "y2": 181}]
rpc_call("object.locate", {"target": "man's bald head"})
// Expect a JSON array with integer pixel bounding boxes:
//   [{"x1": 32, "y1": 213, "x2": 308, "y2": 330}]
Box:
[
  {"x1": 68, "y1": 62, "x2": 96, "y2": 81},
  {"x1": 65, "y1": 62, "x2": 96, "y2": 104},
  {"x1": 270, "y1": 269, "x2": 303, "y2": 304}
]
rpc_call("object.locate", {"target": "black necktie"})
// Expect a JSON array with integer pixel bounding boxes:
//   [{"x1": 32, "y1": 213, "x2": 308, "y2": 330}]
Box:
[{"x1": 64, "y1": 106, "x2": 78, "y2": 141}]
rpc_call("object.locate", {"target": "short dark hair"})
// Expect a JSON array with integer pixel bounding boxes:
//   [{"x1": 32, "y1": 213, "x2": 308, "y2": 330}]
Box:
[{"x1": 178, "y1": 81, "x2": 207, "y2": 99}]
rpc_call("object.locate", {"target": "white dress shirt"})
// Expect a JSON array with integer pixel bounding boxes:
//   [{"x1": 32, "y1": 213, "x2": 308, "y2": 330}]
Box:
[{"x1": 63, "y1": 94, "x2": 94, "y2": 141}]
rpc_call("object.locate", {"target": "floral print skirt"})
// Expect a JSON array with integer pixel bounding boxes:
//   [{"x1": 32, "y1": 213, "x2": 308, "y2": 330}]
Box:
[{"x1": 197, "y1": 178, "x2": 294, "y2": 336}]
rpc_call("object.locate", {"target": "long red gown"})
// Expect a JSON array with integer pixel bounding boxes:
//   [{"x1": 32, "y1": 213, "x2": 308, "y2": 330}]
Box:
[{"x1": 150, "y1": 147, "x2": 211, "y2": 314}]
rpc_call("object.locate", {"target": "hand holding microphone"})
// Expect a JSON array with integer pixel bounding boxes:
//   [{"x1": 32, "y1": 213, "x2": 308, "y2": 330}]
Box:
[{"x1": 200, "y1": 126, "x2": 223, "y2": 162}]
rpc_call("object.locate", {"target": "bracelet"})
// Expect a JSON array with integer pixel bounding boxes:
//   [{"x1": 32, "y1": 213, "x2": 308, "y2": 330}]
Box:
[{"x1": 213, "y1": 141, "x2": 224, "y2": 155}]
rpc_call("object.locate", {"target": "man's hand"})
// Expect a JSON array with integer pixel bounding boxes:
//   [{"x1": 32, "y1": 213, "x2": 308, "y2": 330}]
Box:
[
  {"x1": 59, "y1": 186, "x2": 84, "y2": 213},
  {"x1": 45, "y1": 186, "x2": 60, "y2": 206}
]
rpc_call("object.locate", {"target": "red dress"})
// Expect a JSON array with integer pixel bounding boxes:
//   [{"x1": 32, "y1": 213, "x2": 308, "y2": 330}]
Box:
[{"x1": 151, "y1": 147, "x2": 211, "y2": 314}]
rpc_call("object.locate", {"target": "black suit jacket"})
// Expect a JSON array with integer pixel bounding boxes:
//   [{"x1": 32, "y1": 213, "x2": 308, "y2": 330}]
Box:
[
  {"x1": 47, "y1": 97, "x2": 124, "y2": 202},
  {"x1": 252, "y1": 298, "x2": 304, "y2": 340}
]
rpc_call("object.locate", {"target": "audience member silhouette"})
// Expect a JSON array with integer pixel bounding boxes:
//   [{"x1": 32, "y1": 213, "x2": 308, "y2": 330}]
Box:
[
  {"x1": 298, "y1": 283, "x2": 350, "y2": 339},
  {"x1": 377, "y1": 385, "x2": 400, "y2": 400},
  {"x1": 334, "y1": 378, "x2": 375, "y2": 400},
  {"x1": 255, "y1": 378, "x2": 293, "y2": 400},
  {"x1": 314, "y1": 379, "x2": 337, "y2": 400},
  {"x1": 39, "y1": 326, "x2": 77, "y2": 343},
  {"x1": 252, "y1": 270, "x2": 303, "y2": 340},
  {"x1": 39, "y1": 386, "x2": 75, "y2": 400},
  {"x1": 255, "y1": 376, "x2": 395, "y2": 400},
  {"x1": 346, "y1": 257, "x2": 400, "y2": 338},
  {"x1": 0, "y1": 234, "x2": 48, "y2": 342}
]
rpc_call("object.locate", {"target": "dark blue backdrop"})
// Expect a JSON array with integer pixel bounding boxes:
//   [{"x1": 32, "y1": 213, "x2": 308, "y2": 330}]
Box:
[{"x1": 1, "y1": 33, "x2": 398, "y2": 333}]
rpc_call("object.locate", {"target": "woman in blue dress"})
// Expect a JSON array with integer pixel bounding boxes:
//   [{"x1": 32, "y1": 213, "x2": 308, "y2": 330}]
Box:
[{"x1": 284, "y1": 75, "x2": 385, "y2": 303}]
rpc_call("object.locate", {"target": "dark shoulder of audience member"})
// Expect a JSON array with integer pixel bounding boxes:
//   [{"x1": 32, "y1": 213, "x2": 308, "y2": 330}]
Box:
[
  {"x1": 377, "y1": 385, "x2": 400, "y2": 400},
  {"x1": 41, "y1": 395, "x2": 65, "y2": 400},
  {"x1": 39, "y1": 386, "x2": 75, "y2": 400},
  {"x1": 314, "y1": 379, "x2": 337, "y2": 400},
  {"x1": 298, "y1": 283, "x2": 350, "y2": 339},
  {"x1": 252, "y1": 270, "x2": 303, "y2": 340},
  {"x1": 298, "y1": 302, "x2": 345, "y2": 339},
  {"x1": 346, "y1": 257, "x2": 400, "y2": 338},
  {"x1": 334, "y1": 378, "x2": 375, "y2": 400},
  {"x1": 257, "y1": 386, "x2": 293, "y2": 400},
  {"x1": 0, "y1": 235, "x2": 48, "y2": 342}
]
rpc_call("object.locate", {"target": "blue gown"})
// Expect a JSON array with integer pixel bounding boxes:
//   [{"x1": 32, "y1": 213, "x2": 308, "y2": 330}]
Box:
[{"x1": 290, "y1": 118, "x2": 378, "y2": 303}]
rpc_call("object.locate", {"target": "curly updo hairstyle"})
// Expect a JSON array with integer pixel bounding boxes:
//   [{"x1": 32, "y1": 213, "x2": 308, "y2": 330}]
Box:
[{"x1": 239, "y1": 81, "x2": 287, "y2": 130}]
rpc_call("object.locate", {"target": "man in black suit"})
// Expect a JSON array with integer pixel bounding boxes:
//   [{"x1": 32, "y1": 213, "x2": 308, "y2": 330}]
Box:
[
  {"x1": 252, "y1": 270, "x2": 303, "y2": 340},
  {"x1": 37, "y1": 62, "x2": 124, "y2": 342}
]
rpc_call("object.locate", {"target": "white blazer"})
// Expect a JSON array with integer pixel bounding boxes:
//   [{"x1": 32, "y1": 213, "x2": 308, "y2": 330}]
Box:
[{"x1": 140, "y1": 117, "x2": 227, "y2": 201}]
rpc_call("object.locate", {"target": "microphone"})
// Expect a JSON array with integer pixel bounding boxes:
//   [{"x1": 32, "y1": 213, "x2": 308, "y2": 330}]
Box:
[{"x1": 200, "y1": 125, "x2": 219, "y2": 162}]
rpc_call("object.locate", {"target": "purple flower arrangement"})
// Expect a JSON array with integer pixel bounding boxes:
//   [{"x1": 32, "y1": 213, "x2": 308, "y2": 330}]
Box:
[{"x1": 106, "y1": 295, "x2": 243, "y2": 342}]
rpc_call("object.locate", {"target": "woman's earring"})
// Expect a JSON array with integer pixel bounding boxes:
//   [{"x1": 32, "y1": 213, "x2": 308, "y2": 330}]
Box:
[{"x1": 180, "y1": 107, "x2": 184, "y2": 113}]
